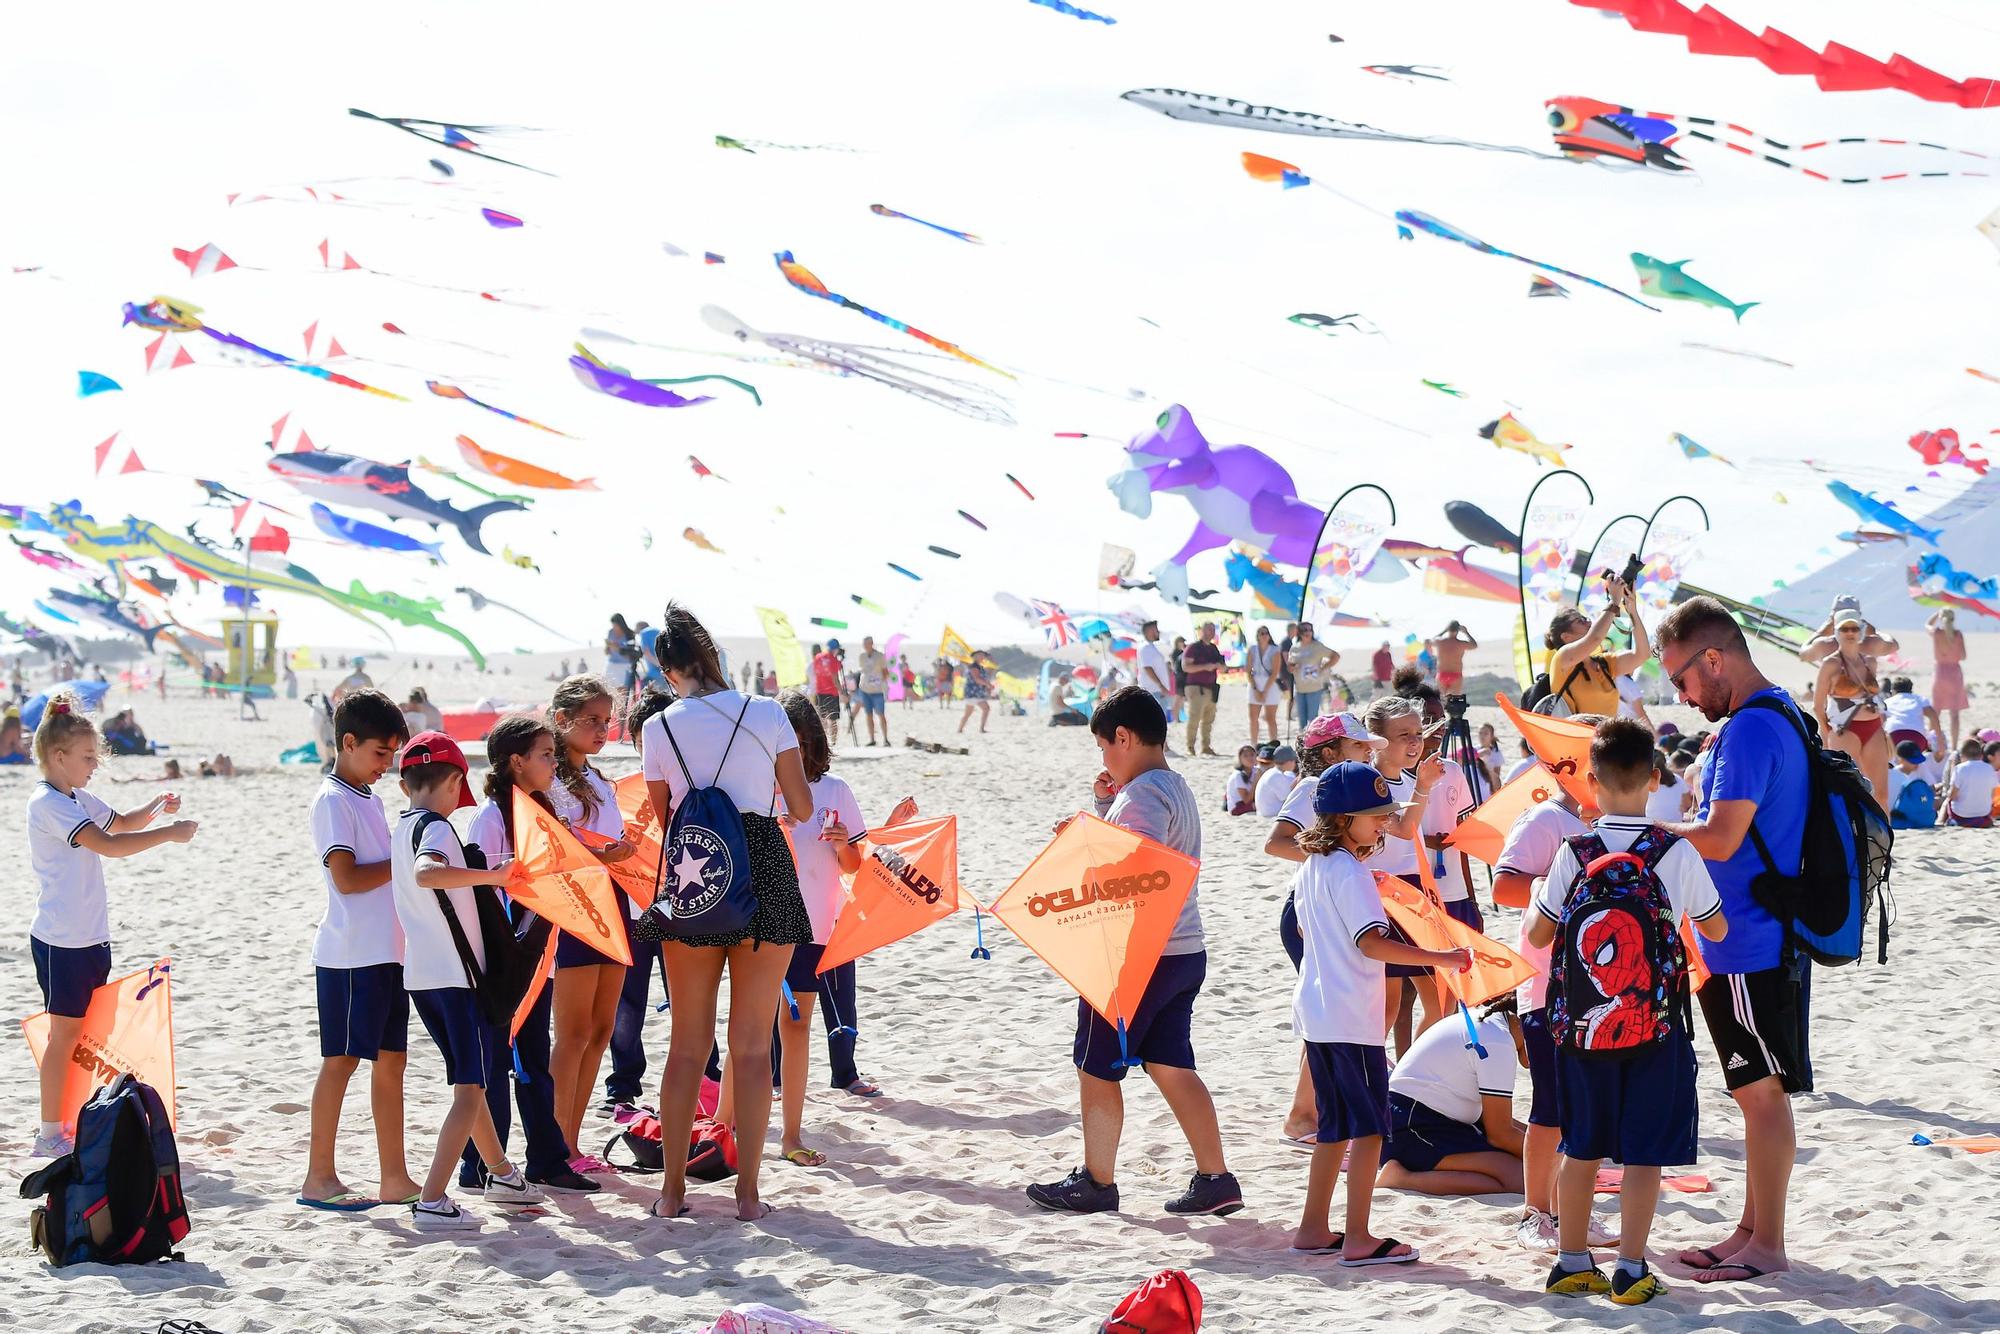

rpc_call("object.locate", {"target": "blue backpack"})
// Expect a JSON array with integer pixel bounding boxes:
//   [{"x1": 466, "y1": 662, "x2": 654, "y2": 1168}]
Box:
[
  {"x1": 1891, "y1": 776, "x2": 1937, "y2": 830},
  {"x1": 21, "y1": 1075, "x2": 189, "y2": 1266},
  {"x1": 635, "y1": 698, "x2": 758, "y2": 941}
]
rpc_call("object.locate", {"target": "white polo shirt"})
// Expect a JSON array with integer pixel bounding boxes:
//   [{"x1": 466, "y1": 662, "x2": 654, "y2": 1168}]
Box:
[
  {"x1": 1388, "y1": 1012, "x2": 1518, "y2": 1124},
  {"x1": 391, "y1": 808, "x2": 484, "y2": 992},
  {"x1": 793, "y1": 774, "x2": 867, "y2": 944},
  {"x1": 1255, "y1": 767, "x2": 1298, "y2": 818},
  {"x1": 1291, "y1": 848, "x2": 1392, "y2": 1045},
  {"x1": 1496, "y1": 799, "x2": 1588, "y2": 1011},
  {"x1": 27, "y1": 781, "x2": 116, "y2": 948},
  {"x1": 310, "y1": 774, "x2": 403, "y2": 969}
]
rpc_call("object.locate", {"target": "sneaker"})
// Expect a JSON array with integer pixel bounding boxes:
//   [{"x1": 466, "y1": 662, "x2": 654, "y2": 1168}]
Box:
[
  {"x1": 1516, "y1": 1208, "x2": 1560, "y2": 1251},
  {"x1": 1610, "y1": 1265, "x2": 1666, "y2": 1305},
  {"x1": 28, "y1": 1131, "x2": 74, "y2": 1159},
  {"x1": 568, "y1": 1153, "x2": 614, "y2": 1175},
  {"x1": 482, "y1": 1170, "x2": 546, "y2": 1208},
  {"x1": 1025, "y1": 1167, "x2": 1120, "y2": 1214},
  {"x1": 1164, "y1": 1171, "x2": 1244, "y2": 1217},
  {"x1": 527, "y1": 1164, "x2": 602, "y2": 1194},
  {"x1": 1545, "y1": 1260, "x2": 1611, "y2": 1296},
  {"x1": 410, "y1": 1198, "x2": 477, "y2": 1231}
]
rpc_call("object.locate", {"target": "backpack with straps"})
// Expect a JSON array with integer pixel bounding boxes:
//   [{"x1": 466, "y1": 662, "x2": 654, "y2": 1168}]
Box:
[
  {"x1": 1523, "y1": 660, "x2": 1590, "y2": 717},
  {"x1": 1547, "y1": 825, "x2": 1691, "y2": 1061},
  {"x1": 634, "y1": 697, "x2": 760, "y2": 942},
  {"x1": 1890, "y1": 776, "x2": 1937, "y2": 830},
  {"x1": 412, "y1": 810, "x2": 553, "y2": 1028},
  {"x1": 21, "y1": 1075, "x2": 189, "y2": 1267},
  {"x1": 1734, "y1": 695, "x2": 1894, "y2": 967}
]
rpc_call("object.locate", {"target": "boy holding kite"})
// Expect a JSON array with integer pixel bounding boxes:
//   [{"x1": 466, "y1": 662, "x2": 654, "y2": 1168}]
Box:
[{"x1": 1025, "y1": 687, "x2": 1243, "y2": 1218}]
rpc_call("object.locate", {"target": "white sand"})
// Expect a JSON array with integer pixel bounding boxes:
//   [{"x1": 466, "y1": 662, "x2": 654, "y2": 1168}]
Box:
[{"x1": 3, "y1": 664, "x2": 1999, "y2": 1333}]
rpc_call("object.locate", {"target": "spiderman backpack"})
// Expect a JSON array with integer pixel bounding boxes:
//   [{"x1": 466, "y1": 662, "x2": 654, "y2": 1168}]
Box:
[{"x1": 1547, "y1": 825, "x2": 1691, "y2": 1061}]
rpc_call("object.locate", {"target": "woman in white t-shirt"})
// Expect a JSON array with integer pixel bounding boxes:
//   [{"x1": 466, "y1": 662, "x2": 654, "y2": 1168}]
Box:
[
  {"x1": 1363, "y1": 694, "x2": 1447, "y2": 1056},
  {"x1": 1246, "y1": 625, "x2": 1283, "y2": 745},
  {"x1": 638, "y1": 605, "x2": 813, "y2": 1222}
]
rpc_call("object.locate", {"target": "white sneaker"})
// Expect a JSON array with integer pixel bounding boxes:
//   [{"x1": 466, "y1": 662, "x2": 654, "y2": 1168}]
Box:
[
  {"x1": 482, "y1": 1170, "x2": 546, "y2": 1208},
  {"x1": 29, "y1": 1131, "x2": 74, "y2": 1159},
  {"x1": 1516, "y1": 1208, "x2": 1560, "y2": 1251},
  {"x1": 410, "y1": 1199, "x2": 477, "y2": 1232}
]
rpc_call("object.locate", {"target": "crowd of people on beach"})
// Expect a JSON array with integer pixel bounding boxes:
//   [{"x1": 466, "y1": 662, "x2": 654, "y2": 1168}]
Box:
[{"x1": 13, "y1": 583, "x2": 1987, "y2": 1304}]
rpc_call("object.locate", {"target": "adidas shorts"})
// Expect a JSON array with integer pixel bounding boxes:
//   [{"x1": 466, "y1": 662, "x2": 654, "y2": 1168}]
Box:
[{"x1": 1697, "y1": 963, "x2": 1811, "y2": 1094}]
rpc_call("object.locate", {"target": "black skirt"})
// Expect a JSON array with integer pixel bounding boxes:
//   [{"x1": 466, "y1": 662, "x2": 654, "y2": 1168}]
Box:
[{"x1": 666, "y1": 812, "x2": 811, "y2": 950}]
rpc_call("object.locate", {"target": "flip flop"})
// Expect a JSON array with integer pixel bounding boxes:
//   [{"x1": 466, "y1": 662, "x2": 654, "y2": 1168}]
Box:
[
  {"x1": 1679, "y1": 1246, "x2": 1729, "y2": 1270},
  {"x1": 1690, "y1": 1261, "x2": 1768, "y2": 1283},
  {"x1": 1340, "y1": 1238, "x2": 1419, "y2": 1268},
  {"x1": 1288, "y1": 1233, "x2": 1345, "y2": 1255},
  {"x1": 782, "y1": 1147, "x2": 828, "y2": 1167},
  {"x1": 296, "y1": 1191, "x2": 378, "y2": 1212},
  {"x1": 738, "y1": 1201, "x2": 777, "y2": 1220},
  {"x1": 384, "y1": 1192, "x2": 422, "y2": 1206},
  {"x1": 646, "y1": 1199, "x2": 690, "y2": 1219},
  {"x1": 845, "y1": 1079, "x2": 882, "y2": 1098},
  {"x1": 1279, "y1": 1132, "x2": 1318, "y2": 1151}
]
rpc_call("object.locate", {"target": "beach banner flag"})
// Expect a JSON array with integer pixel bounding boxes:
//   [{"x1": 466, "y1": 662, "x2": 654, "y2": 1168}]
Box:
[
  {"x1": 1496, "y1": 694, "x2": 1596, "y2": 807},
  {"x1": 1511, "y1": 618, "x2": 1535, "y2": 692},
  {"x1": 989, "y1": 814, "x2": 1198, "y2": 1069},
  {"x1": 939, "y1": 624, "x2": 974, "y2": 664},
  {"x1": 817, "y1": 816, "x2": 961, "y2": 973},
  {"x1": 21, "y1": 958, "x2": 176, "y2": 1128},
  {"x1": 1447, "y1": 766, "x2": 1559, "y2": 867},
  {"x1": 507, "y1": 789, "x2": 631, "y2": 965},
  {"x1": 756, "y1": 606, "x2": 808, "y2": 689}
]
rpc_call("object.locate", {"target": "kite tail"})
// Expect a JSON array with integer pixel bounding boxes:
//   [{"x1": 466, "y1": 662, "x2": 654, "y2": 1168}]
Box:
[
  {"x1": 1113, "y1": 1016, "x2": 1138, "y2": 1071},
  {"x1": 970, "y1": 905, "x2": 993, "y2": 960},
  {"x1": 510, "y1": 1042, "x2": 530, "y2": 1084},
  {"x1": 1458, "y1": 1001, "x2": 1488, "y2": 1059},
  {"x1": 780, "y1": 979, "x2": 801, "y2": 1022},
  {"x1": 824, "y1": 973, "x2": 858, "y2": 1039}
]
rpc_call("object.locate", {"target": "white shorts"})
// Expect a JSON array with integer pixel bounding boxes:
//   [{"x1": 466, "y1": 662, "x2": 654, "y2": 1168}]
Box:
[{"x1": 1247, "y1": 680, "x2": 1281, "y2": 707}]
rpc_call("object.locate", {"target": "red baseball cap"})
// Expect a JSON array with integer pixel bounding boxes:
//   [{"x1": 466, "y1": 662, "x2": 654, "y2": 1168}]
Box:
[{"x1": 398, "y1": 730, "x2": 476, "y2": 809}]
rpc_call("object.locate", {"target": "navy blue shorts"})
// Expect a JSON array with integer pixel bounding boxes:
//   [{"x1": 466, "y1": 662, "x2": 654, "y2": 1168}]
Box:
[
  {"x1": 32, "y1": 937, "x2": 111, "y2": 1018},
  {"x1": 1279, "y1": 893, "x2": 1303, "y2": 971},
  {"x1": 1074, "y1": 950, "x2": 1204, "y2": 1082},
  {"x1": 1384, "y1": 1091, "x2": 1494, "y2": 1172},
  {"x1": 1519, "y1": 1006, "x2": 1559, "y2": 1128},
  {"x1": 1444, "y1": 895, "x2": 1484, "y2": 934},
  {"x1": 315, "y1": 963, "x2": 409, "y2": 1060},
  {"x1": 411, "y1": 987, "x2": 496, "y2": 1088},
  {"x1": 1556, "y1": 1028, "x2": 1699, "y2": 1166},
  {"x1": 1305, "y1": 1041, "x2": 1390, "y2": 1143},
  {"x1": 554, "y1": 909, "x2": 629, "y2": 969},
  {"x1": 785, "y1": 940, "x2": 825, "y2": 994}
]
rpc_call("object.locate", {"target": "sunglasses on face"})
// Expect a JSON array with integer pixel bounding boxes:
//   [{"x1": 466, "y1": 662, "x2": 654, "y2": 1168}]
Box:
[{"x1": 1666, "y1": 646, "x2": 1714, "y2": 692}]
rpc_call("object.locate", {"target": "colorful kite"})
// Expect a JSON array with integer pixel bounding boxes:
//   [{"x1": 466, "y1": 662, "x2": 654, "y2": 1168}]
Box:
[
  {"x1": 1396, "y1": 213, "x2": 1658, "y2": 310},
  {"x1": 1423, "y1": 553, "x2": 1516, "y2": 604},
  {"x1": 989, "y1": 814, "x2": 1200, "y2": 1068},
  {"x1": 1026, "y1": 0, "x2": 1116, "y2": 22},
  {"x1": 714, "y1": 134, "x2": 859, "y2": 153},
  {"x1": 456, "y1": 435, "x2": 597, "y2": 491},
  {"x1": 689, "y1": 455, "x2": 729, "y2": 482},
  {"x1": 958, "y1": 510, "x2": 988, "y2": 530},
  {"x1": 1575, "y1": 1, "x2": 2000, "y2": 109},
  {"x1": 1672, "y1": 432, "x2": 1737, "y2": 467},
  {"x1": 1288, "y1": 311, "x2": 1381, "y2": 336},
  {"x1": 22, "y1": 958, "x2": 176, "y2": 1128},
  {"x1": 480, "y1": 207, "x2": 524, "y2": 228},
  {"x1": 1528, "y1": 276, "x2": 1570, "y2": 298},
  {"x1": 309, "y1": 503, "x2": 446, "y2": 560},
  {"x1": 1480, "y1": 413, "x2": 1571, "y2": 467},
  {"x1": 1825, "y1": 480, "x2": 1941, "y2": 546},
  {"x1": 426, "y1": 380, "x2": 571, "y2": 436},
  {"x1": 1496, "y1": 696, "x2": 1596, "y2": 807},
  {"x1": 1447, "y1": 767, "x2": 1560, "y2": 866},
  {"x1": 506, "y1": 790, "x2": 630, "y2": 965},
  {"x1": 1007, "y1": 472, "x2": 1036, "y2": 499},
  {"x1": 455, "y1": 585, "x2": 572, "y2": 641},
  {"x1": 1631, "y1": 254, "x2": 1757, "y2": 321},
  {"x1": 869, "y1": 204, "x2": 983, "y2": 244},
  {"x1": 816, "y1": 816, "x2": 963, "y2": 972},
  {"x1": 77, "y1": 371, "x2": 122, "y2": 397},
  {"x1": 122, "y1": 297, "x2": 409, "y2": 401},
  {"x1": 888, "y1": 562, "x2": 922, "y2": 581},
  {"x1": 347, "y1": 109, "x2": 554, "y2": 174},
  {"x1": 267, "y1": 449, "x2": 523, "y2": 553},
  {"x1": 1423, "y1": 379, "x2": 1467, "y2": 397},
  {"x1": 1124, "y1": 87, "x2": 1563, "y2": 159},
  {"x1": 1909, "y1": 428, "x2": 1989, "y2": 476},
  {"x1": 1913, "y1": 553, "x2": 1999, "y2": 601},
  {"x1": 1362, "y1": 64, "x2": 1450, "y2": 83},
  {"x1": 501, "y1": 546, "x2": 540, "y2": 571},
  {"x1": 568, "y1": 350, "x2": 721, "y2": 409},
  {"x1": 683, "y1": 528, "x2": 724, "y2": 554},
  {"x1": 774, "y1": 252, "x2": 1013, "y2": 377},
  {"x1": 12, "y1": 535, "x2": 85, "y2": 573}
]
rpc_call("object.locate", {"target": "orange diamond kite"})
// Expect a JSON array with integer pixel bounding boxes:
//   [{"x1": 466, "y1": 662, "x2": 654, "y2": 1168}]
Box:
[
  {"x1": 1446, "y1": 765, "x2": 1565, "y2": 868},
  {"x1": 989, "y1": 814, "x2": 1198, "y2": 1056},
  {"x1": 1497, "y1": 693, "x2": 1596, "y2": 807},
  {"x1": 22, "y1": 957, "x2": 177, "y2": 1127},
  {"x1": 818, "y1": 815, "x2": 961, "y2": 973},
  {"x1": 508, "y1": 789, "x2": 630, "y2": 966}
]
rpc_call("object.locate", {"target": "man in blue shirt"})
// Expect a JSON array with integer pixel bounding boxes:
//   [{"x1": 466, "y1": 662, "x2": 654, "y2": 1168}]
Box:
[{"x1": 1656, "y1": 597, "x2": 1810, "y2": 1286}]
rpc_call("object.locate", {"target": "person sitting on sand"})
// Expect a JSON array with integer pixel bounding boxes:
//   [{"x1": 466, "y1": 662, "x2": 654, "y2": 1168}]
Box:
[
  {"x1": 1225, "y1": 744, "x2": 1258, "y2": 815},
  {"x1": 1027, "y1": 687, "x2": 1242, "y2": 1218},
  {"x1": 0, "y1": 709, "x2": 28, "y2": 765},
  {"x1": 101, "y1": 709, "x2": 157, "y2": 757},
  {"x1": 1945, "y1": 738, "x2": 1997, "y2": 829},
  {"x1": 199, "y1": 753, "x2": 236, "y2": 778},
  {"x1": 1378, "y1": 994, "x2": 1526, "y2": 1198}
]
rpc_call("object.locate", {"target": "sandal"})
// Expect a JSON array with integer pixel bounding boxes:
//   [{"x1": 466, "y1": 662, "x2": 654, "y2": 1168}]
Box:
[
  {"x1": 845, "y1": 1078, "x2": 882, "y2": 1098},
  {"x1": 782, "y1": 1147, "x2": 828, "y2": 1167},
  {"x1": 646, "y1": 1199, "x2": 690, "y2": 1219},
  {"x1": 1339, "y1": 1237, "x2": 1419, "y2": 1268},
  {"x1": 1690, "y1": 1261, "x2": 1770, "y2": 1283}
]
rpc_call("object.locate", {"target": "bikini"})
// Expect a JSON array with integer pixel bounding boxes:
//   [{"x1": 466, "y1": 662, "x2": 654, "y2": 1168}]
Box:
[{"x1": 1827, "y1": 658, "x2": 1884, "y2": 746}]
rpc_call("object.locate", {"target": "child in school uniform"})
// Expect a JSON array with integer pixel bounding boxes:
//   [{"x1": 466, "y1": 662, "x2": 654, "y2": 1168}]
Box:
[
  {"x1": 300, "y1": 689, "x2": 419, "y2": 1210},
  {"x1": 1288, "y1": 761, "x2": 1470, "y2": 1264},
  {"x1": 389, "y1": 731, "x2": 546, "y2": 1230},
  {"x1": 1527, "y1": 719, "x2": 1729, "y2": 1305},
  {"x1": 1225, "y1": 745, "x2": 1259, "y2": 815},
  {"x1": 459, "y1": 715, "x2": 600, "y2": 1194},
  {"x1": 25, "y1": 693, "x2": 197, "y2": 1158}
]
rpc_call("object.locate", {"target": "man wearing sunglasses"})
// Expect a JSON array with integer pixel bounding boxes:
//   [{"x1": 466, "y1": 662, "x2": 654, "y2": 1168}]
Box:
[{"x1": 1651, "y1": 597, "x2": 1811, "y2": 1287}]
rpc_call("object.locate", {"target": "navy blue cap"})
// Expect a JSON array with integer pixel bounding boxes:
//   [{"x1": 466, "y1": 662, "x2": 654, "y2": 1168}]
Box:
[{"x1": 1313, "y1": 760, "x2": 1412, "y2": 817}]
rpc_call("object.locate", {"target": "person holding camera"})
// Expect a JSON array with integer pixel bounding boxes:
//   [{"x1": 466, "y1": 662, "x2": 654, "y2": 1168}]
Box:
[{"x1": 1543, "y1": 575, "x2": 1650, "y2": 718}]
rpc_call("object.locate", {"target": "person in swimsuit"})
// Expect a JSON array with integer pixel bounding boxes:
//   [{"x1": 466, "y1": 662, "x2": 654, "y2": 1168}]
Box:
[
  {"x1": 1927, "y1": 608, "x2": 1970, "y2": 755},
  {"x1": 1813, "y1": 613, "x2": 1891, "y2": 804},
  {"x1": 1429, "y1": 622, "x2": 1477, "y2": 694}
]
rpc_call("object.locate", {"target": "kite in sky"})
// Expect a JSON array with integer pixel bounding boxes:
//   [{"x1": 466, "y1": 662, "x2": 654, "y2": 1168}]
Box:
[
  {"x1": 714, "y1": 134, "x2": 860, "y2": 153},
  {"x1": 1288, "y1": 311, "x2": 1381, "y2": 336},
  {"x1": 1125, "y1": 87, "x2": 1563, "y2": 158},
  {"x1": 1909, "y1": 428, "x2": 1989, "y2": 476},
  {"x1": 347, "y1": 109, "x2": 554, "y2": 174},
  {"x1": 309, "y1": 503, "x2": 446, "y2": 560},
  {"x1": 683, "y1": 528, "x2": 723, "y2": 554},
  {"x1": 1529, "y1": 276, "x2": 1571, "y2": 299},
  {"x1": 501, "y1": 546, "x2": 540, "y2": 571},
  {"x1": 426, "y1": 380, "x2": 571, "y2": 435},
  {"x1": 775, "y1": 251, "x2": 1014, "y2": 377},
  {"x1": 1423, "y1": 379, "x2": 1467, "y2": 397},
  {"x1": 1575, "y1": 1, "x2": 2000, "y2": 109},
  {"x1": 571, "y1": 344, "x2": 760, "y2": 406},
  {"x1": 1396, "y1": 213, "x2": 1658, "y2": 310},
  {"x1": 958, "y1": 510, "x2": 988, "y2": 530},
  {"x1": 1007, "y1": 473, "x2": 1036, "y2": 500},
  {"x1": 1479, "y1": 413, "x2": 1570, "y2": 467},
  {"x1": 77, "y1": 371, "x2": 122, "y2": 397},
  {"x1": 1825, "y1": 480, "x2": 1941, "y2": 546},
  {"x1": 870, "y1": 204, "x2": 982, "y2": 244},
  {"x1": 480, "y1": 207, "x2": 524, "y2": 228},
  {"x1": 122, "y1": 297, "x2": 410, "y2": 400},
  {"x1": 456, "y1": 585, "x2": 571, "y2": 640},
  {"x1": 456, "y1": 435, "x2": 597, "y2": 490},
  {"x1": 1362, "y1": 64, "x2": 1450, "y2": 83},
  {"x1": 1914, "y1": 553, "x2": 1998, "y2": 601},
  {"x1": 12, "y1": 535, "x2": 85, "y2": 573},
  {"x1": 267, "y1": 448, "x2": 524, "y2": 554},
  {"x1": 1671, "y1": 432, "x2": 1737, "y2": 467},
  {"x1": 1631, "y1": 254, "x2": 1758, "y2": 320},
  {"x1": 888, "y1": 562, "x2": 922, "y2": 581},
  {"x1": 1027, "y1": 0, "x2": 1116, "y2": 23}
]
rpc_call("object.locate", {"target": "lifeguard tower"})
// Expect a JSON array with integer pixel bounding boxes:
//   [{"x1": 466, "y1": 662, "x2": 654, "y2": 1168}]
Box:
[{"x1": 223, "y1": 613, "x2": 280, "y2": 698}]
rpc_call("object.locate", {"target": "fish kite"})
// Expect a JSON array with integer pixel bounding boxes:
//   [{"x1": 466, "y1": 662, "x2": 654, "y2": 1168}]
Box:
[
  {"x1": 77, "y1": 371, "x2": 122, "y2": 397},
  {"x1": 1825, "y1": 480, "x2": 1941, "y2": 546},
  {"x1": 714, "y1": 134, "x2": 859, "y2": 153},
  {"x1": 347, "y1": 109, "x2": 553, "y2": 174},
  {"x1": 12, "y1": 535, "x2": 85, "y2": 573},
  {"x1": 480, "y1": 208, "x2": 524, "y2": 228},
  {"x1": 683, "y1": 528, "x2": 723, "y2": 554},
  {"x1": 1671, "y1": 432, "x2": 1736, "y2": 467},
  {"x1": 1479, "y1": 413, "x2": 1570, "y2": 467},
  {"x1": 455, "y1": 586, "x2": 571, "y2": 640},
  {"x1": 1528, "y1": 276, "x2": 1570, "y2": 299},
  {"x1": 1914, "y1": 554, "x2": 1999, "y2": 601},
  {"x1": 1397, "y1": 213, "x2": 1657, "y2": 310},
  {"x1": 1123, "y1": 88, "x2": 1563, "y2": 160},
  {"x1": 456, "y1": 435, "x2": 597, "y2": 490},
  {"x1": 958, "y1": 510, "x2": 988, "y2": 530},
  {"x1": 122, "y1": 297, "x2": 409, "y2": 401},
  {"x1": 1837, "y1": 530, "x2": 1908, "y2": 546},
  {"x1": 774, "y1": 252, "x2": 1013, "y2": 377},
  {"x1": 501, "y1": 546, "x2": 540, "y2": 571},
  {"x1": 1007, "y1": 473, "x2": 1036, "y2": 500},
  {"x1": 688, "y1": 456, "x2": 729, "y2": 482},
  {"x1": 570, "y1": 345, "x2": 757, "y2": 407},
  {"x1": 267, "y1": 449, "x2": 524, "y2": 554},
  {"x1": 850, "y1": 595, "x2": 885, "y2": 613},
  {"x1": 1423, "y1": 379, "x2": 1468, "y2": 397},
  {"x1": 1630, "y1": 254, "x2": 1757, "y2": 321},
  {"x1": 1288, "y1": 311, "x2": 1381, "y2": 336},
  {"x1": 888, "y1": 562, "x2": 922, "y2": 581},
  {"x1": 426, "y1": 380, "x2": 572, "y2": 435},
  {"x1": 310, "y1": 503, "x2": 446, "y2": 560},
  {"x1": 927, "y1": 545, "x2": 962, "y2": 559},
  {"x1": 1027, "y1": 0, "x2": 1116, "y2": 22},
  {"x1": 869, "y1": 205, "x2": 982, "y2": 244},
  {"x1": 1909, "y1": 428, "x2": 1989, "y2": 476},
  {"x1": 1362, "y1": 64, "x2": 1450, "y2": 83}
]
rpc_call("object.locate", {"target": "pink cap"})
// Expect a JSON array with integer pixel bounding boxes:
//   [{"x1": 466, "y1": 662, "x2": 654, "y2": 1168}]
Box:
[{"x1": 1300, "y1": 712, "x2": 1385, "y2": 750}]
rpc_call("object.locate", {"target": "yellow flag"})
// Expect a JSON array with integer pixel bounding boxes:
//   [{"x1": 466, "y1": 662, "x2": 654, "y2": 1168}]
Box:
[
  {"x1": 757, "y1": 607, "x2": 808, "y2": 688},
  {"x1": 939, "y1": 624, "x2": 973, "y2": 664}
]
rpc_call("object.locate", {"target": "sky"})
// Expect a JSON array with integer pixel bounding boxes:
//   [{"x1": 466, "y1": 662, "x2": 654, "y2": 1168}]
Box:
[{"x1": 3, "y1": 0, "x2": 1998, "y2": 663}]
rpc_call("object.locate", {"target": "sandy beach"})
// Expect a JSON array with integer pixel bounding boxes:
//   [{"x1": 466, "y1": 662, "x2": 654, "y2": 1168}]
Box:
[{"x1": 3, "y1": 646, "x2": 1998, "y2": 1333}]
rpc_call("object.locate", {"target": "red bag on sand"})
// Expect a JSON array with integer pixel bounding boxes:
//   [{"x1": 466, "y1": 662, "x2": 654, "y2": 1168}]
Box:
[
  {"x1": 1102, "y1": 1269, "x2": 1202, "y2": 1334},
  {"x1": 687, "y1": 1116, "x2": 738, "y2": 1183}
]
